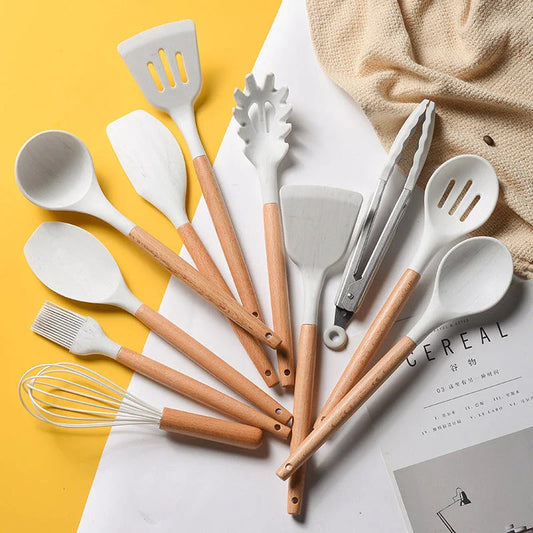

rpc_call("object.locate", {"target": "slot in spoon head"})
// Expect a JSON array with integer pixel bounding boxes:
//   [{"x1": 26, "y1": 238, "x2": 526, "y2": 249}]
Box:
[
  {"x1": 24, "y1": 222, "x2": 140, "y2": 312},
  {"x1": 15, "y1": 131, "x2": 95, "y2": 210},
  {"x1": 424, "y1": 154, "x2": 499, "y2": 240}
]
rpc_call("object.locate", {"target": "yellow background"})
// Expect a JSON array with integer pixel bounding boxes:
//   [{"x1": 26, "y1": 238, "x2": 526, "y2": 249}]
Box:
[{"x1": 1, "y1": 1, "x2": 280, "y2": 530}]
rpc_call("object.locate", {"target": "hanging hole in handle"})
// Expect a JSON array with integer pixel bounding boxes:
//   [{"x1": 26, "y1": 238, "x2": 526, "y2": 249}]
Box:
[
  {"x1": 274, "y1": 424, "x2": 281, "y2": 431},
  {"x1": 275, "y1": 408, "x2": 282, "y2": 415},
  {"x1": 265, "y1": 332, "x2": 272, "y2": 339},
  {"x1": 284, "y1": 369, "x2": 291, "y2": 376},
  {"x1": 265, "y1": 370, "x2": 272, "y2": 377},
  {"x1": 291, "y1": 497, "x2": 299, "y2": 504},
  {"x1": 252, "y1": 311, "x2": 259, "y2": 317}
]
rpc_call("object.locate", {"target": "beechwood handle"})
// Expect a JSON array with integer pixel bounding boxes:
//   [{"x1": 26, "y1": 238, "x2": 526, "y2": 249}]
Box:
[
  {"x1": 193, "y1": 155, "x2": 264, "y2": 319},
  {"x1": 128, "y1": 224, "x2": 280, "y2": 349},
  {"x1": 159, "y1": 407, "x2": 263, "y2": 450},
  {"x1": 277, "y1": 335, "x2": 417, "y2": 480},
  {"x1": 287, "y1": 324, "x2": 317, "y2": 515},
  {"x1": 133, "y1": 303, "x2": 292, "y2": 428},
  {"x1": 263, "y1": 203, "x2": 294, "y2": 387},
  {"x1": 315, "y1": 268, "x2": 420, "y2": 425},
  {"x1": 115, "y1": 347, "x2": 289, "y2": 438},
  {"x1": 177, "y1": 221, "x2": 279, "y2": 387}
]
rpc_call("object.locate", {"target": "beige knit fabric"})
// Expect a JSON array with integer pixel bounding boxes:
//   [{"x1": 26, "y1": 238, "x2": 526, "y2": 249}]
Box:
[{"x1": 306, "y1": 0, "x2": 533, "y2": 278}]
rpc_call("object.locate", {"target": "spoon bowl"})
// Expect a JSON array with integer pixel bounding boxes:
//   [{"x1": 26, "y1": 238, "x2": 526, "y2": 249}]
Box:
[
  {"x1": 408, "y1": 236, "x2": 513, "y2": 343},
  {"x1": 435, "y1": 236, "x2": 513, "y2": 316},
  {"x1": 24, "y1": 222, "x2": 141, "y2": 313},
  {"x1": 16, "y1": 131, "x2": 95, "y2": 210}
]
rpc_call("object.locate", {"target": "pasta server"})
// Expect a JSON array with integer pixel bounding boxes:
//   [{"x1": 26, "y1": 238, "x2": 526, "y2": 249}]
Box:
[
  {"x1": 233, "y1": 73, "x2": 294, "y2": 386},
  {"x1": 324, "y1": 99, "x2": 435, "y2": 351}
]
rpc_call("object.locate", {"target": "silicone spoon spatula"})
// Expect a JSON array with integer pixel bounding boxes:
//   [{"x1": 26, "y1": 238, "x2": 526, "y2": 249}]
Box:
[
  {"x1": 234, "y1": 73, "x2": 294, "y2": 386},
  {"x1": 24, "y1": 222, "x2": 292, "y2": 433},
  {"x1": 280, "y1": 185, "x2": 362, "y2": 514},
  {"x1": 107, "y1": 110, "x2": 278, "y2": 387},
  {"x1": 118, "y1": 20, "x2": 265, "y2": 339}
]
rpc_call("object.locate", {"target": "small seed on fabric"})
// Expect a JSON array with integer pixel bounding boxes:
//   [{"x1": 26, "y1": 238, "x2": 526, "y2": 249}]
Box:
[{"x1": 483, "y1": 135, "x2": 495, "y2": 146}]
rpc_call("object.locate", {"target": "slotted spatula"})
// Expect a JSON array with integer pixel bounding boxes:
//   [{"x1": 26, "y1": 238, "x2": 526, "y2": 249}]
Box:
[
  {"x1": 280, "y1": 185, "x2": 362, "y2": 514},
  {"x1": 118, "y1": 20, "x2": 265, "y2": 333}
]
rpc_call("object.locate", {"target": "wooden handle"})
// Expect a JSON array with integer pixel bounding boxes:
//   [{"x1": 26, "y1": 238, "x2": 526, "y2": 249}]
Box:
[
  {"x1": 128, "y1": 225, "x2": 281, "y2": 349},
  {"x1": 193, "y1": 155, "x2": 263, "y2": 319},
  {"x1": 178, "y1": 222, "x2": 279, "y2": 387},
  {"x1": 116, "y1": 347, "x2": 289, "y2": 437},
  {"x1": 287, "y1": 324, "x2": 317, "y2": 515},
  {"x1": 159, "y1": 407, "x2": 263, "y2": 450},
  {"x1": 263, "y1": 203, "x2": 294, "y2": 387},
  {"x1": 133, "y1": 304, "x2": 292, "y2": 428},
  {"x1": 277, "y1": 336, "x2": 417, "y2": 480},
  {"x1": 315, "y1": 269, "x2": 420, "y2": 426}
]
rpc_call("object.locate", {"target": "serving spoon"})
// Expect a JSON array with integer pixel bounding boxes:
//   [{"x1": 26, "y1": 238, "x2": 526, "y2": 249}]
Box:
[
  {"x1": 15, "y1": 130, "x2": 280, "y2": 349},
  {"x1": 277, "y1": 236, "x2": 513, "y2": 478},
  {"x1": 24, "y1": 222, "x2": 292, "y2": 433}
]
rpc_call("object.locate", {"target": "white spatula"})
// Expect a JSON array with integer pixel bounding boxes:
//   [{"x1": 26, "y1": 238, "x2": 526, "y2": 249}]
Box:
[
  {"x1": 107, "y1": 110, "x2": 278, "y2": 387},
  {"x1": 118, "y1": 21, "x2": 265, "y2": 337},
  {"x1": 280, "y1": 185, "x2": 362, "y2": 514}
]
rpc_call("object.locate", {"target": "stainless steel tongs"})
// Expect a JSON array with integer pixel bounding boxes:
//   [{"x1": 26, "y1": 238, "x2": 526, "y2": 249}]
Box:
[{"x1": 324, "y1": 99, "x2": 435, "y2": 350}]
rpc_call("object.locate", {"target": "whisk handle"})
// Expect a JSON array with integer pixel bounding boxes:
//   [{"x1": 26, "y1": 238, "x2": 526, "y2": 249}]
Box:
[
  {"x1": 160, "y1": 408, "x2": 263, "y2": 450},
  {"x1": 116, "y1": 347, "x2": 291, "y2": 439}
]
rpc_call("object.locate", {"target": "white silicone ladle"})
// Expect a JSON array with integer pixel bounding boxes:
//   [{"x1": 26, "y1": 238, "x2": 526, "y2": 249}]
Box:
[
  {"x1": 14, "y1": 130, "x2": 280, "y2": 349},
  {"x1": 23, "y1": 222, "x2": 293, "y2": 431},
  {"x1": 318, "y1": 154, "x2": 500, "y2": 423},
  {"x1": 277, "y1": 236, "x2": 513, "y2": 479}
]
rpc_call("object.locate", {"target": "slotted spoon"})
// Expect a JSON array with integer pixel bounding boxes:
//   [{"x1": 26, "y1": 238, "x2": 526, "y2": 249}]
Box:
[
  {"x1": 280, "y1": 185, "x2": 362, "y2": 514},
  {"x1": 118, "y1": 20, "x2": 265, "y2": 334},
  {"x1": 316, "y1": 154, "x2": 500, "y2": 425}
]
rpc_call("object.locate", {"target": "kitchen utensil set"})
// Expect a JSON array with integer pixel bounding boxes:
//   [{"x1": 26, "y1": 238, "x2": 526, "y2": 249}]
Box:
[
  {"x1": 24, "y1": 222, "x2": 291, "y2": 429},
  {"x1": 15, "y1": 17, "x2": 508, "y2": 519},
  {"x1": 31, "y1": 302, "x2": 290, "y2": 437},
  {"x1": 106, "y1": 110, "x2": 278, "y2": 386},
  {"x1": 277, "y1": 236, "x2": 513, "y2": 477},
  {"x1": 316, "y1": 154, "x2": 499, "y2": 425}
]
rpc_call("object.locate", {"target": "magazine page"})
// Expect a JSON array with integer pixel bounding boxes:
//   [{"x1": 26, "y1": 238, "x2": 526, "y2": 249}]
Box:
[{"x1": 367, "y1": 279, "x2": 533, "y2": 533}]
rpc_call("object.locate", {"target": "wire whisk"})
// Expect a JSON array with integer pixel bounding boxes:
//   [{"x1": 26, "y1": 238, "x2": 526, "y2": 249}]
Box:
[{"x1": 19, "y1": 363, "x2": 263, "y2": 449}]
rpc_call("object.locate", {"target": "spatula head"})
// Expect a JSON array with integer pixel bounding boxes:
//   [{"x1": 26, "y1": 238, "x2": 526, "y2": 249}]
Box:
[
  {"x1": 24, "y1": 222, "x2": 129, "y2": 306},
  {"x1": 107, "y1": 110, "x2": 188, "y2": 228},
  {"x1": 118, "y1": 20, "x2": 202, "y2": 113},
  {"x1": 280, "y1": 185, "x2": 362, "y2": 273}
]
